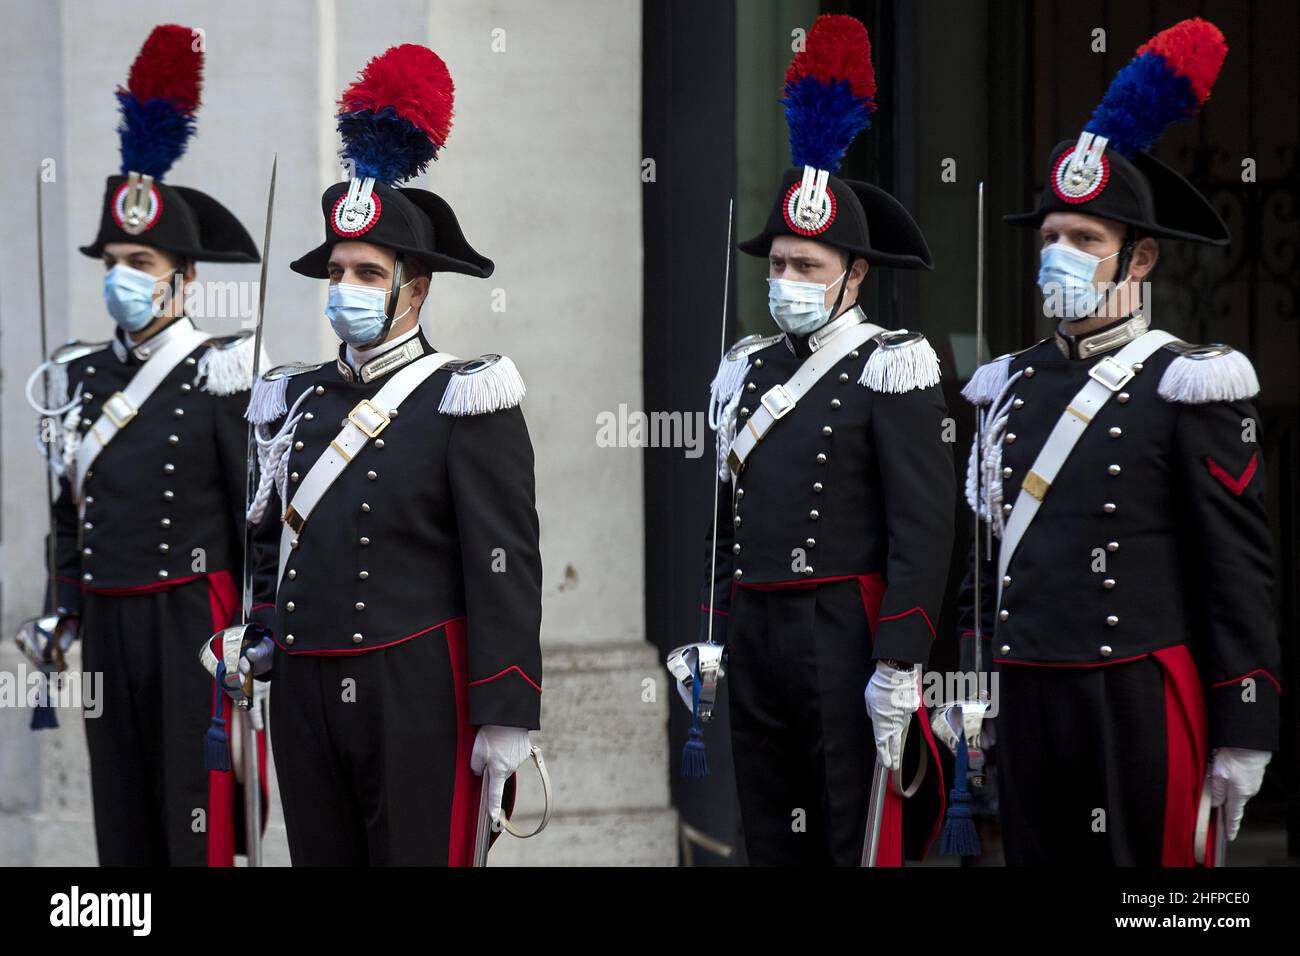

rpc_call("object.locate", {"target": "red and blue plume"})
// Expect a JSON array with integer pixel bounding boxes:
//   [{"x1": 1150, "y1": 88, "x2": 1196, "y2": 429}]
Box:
[
  {"x1": 1085, "y1": 18, "x2": 1227, "y2": 159},
  {"x1": 782, "y1": 14, "x2": 877, "y2": 174},
  {"x1": 115, "y1": 24, "x2": 203, "y2": 180},
  {"x1": 337, "y1": 44, "x2": 454, "y2": 186}
]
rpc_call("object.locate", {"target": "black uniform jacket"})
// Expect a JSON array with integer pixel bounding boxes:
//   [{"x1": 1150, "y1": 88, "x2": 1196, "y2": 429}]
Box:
[
  {"x1": 247, "y1": 332, "x2": 543, "y2": 730},
  {"x1": 702, "y1": 310, "x2": 956, "y2": 666},
  {"x1": 46, "y1": 316, "x2": 252, "y2": 612},
  {"x1": 958, "y1": 329, "x2": 1280, "y2": 751}
]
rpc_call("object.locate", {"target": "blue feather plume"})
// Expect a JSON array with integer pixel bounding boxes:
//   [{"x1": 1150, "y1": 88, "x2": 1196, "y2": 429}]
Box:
[
  {"x1": 338, "y1": 106, "x2": 438, "y2": 186},
  {"x1": 1085, "y1": 51, "x2": 1199, "y2": 158},
  {"x1": 116, "y1": 92, "x2": 198, "y2": 180},
  {"x1": 783, "y1": 74, "x2": 874, "y2": 174}
]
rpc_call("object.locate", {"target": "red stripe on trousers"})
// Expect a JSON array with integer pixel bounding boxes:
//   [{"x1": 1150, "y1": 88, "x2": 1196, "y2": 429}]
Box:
[
  {"x1": 1152, "y1": 645, "x2": 1210, "y2": 867},
  {"x1": 853, "y1": 574, "x2": 946, "y2": 865},
  {"x1": 204, "y1": 570, "x2": 269, "y2": 867},
  {"x1": 444, "y1": 619, "x2": 482, "y2": 866}
]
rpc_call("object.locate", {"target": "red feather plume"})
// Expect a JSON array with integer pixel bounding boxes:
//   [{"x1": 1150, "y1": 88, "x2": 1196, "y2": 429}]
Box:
[
  {"x1": 124, "y1": 24, "x2": 203, "y2": 113},
  {"x1": 784, "y1": 14, "x2": 877, "y2": 103},
  {"x1": 339, "y1": 44, "x2": 455, "y2": 149},
  {"x1": 1136, "y1": 17, "x2": 1227, "y2": 105}
]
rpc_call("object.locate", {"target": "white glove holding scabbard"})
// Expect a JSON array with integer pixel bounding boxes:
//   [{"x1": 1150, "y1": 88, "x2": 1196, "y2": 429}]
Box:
[
  {"x1": 865, "y1": 660, "x2": 920, "y2": 772},
  {"x1": 1210, "y1": 747, "x2": 1270, "y2": 841},
  {"x1": 471, "y1": 725, "x2": 532, "y2": 828}
]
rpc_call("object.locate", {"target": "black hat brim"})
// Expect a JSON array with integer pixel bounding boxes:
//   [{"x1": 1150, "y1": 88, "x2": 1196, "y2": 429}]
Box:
[
  {"x1": 290, "y1": 184, "x2": 494, "y2": 280},
  {"x1": 79, "y1": 177, "x2": 260, "y2": 263},
  {"x1": 1004, "y1": 144, "x2": 1229, "y2": 246},
  {"x1": 737, "y1": 174, "x2": 933, "y2": 270}
]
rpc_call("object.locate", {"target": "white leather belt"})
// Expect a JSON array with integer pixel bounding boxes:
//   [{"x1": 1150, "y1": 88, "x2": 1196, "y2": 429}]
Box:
[
  {"x1": 727, "y1": 322, "x2": 882, "y2": 475},
  {"x1": 278, "y1": 352, "x2": 457, "y2": 582},
  {"x1": 997, "y1": 330, "x2": 1176, "y2": 606},
  {"x1": 74, "y1": 325, "x2": 209, "y2": 505}
]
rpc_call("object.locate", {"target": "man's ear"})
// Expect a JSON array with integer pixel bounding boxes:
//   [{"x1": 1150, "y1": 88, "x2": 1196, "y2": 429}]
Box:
[
  {"x1": 409, "y1": 275, "x2": 430, "y2": 311},
  {"x1": 1128, "y1": 236, "x2": 1158, "y2": 281},
  {"x1": 847, "y1": 256, "x2": 868, "y2": 291}
]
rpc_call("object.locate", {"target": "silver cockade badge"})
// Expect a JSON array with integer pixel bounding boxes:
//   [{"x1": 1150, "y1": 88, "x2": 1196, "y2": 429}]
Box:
[
  {"x1": 1052, "y1": 131, "x2": 1111, "y2": 204},
  {"x1": 331, "y1": 176, "x2": 381, "y2": 236},
  {"x1": 783, "y1": 164, "x2": 836, "y2": 235},
  {"x1": 113, "y1": 171, "x2": 161, "y2": 235}
]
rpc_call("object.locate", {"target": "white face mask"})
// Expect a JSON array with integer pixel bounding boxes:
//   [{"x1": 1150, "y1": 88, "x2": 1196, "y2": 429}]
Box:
[
  {"x1": 1037, "y1": 243, "x2": 1122, "y2": 320},
  {"x1": 104, "y1": 263, "x2": 169, "y2": 332},
  {"x1": 767, "y1": 269, "x2": 847, "y2": 335},
  {"x1": 325, "y1": 278, "x2": 414, "y2": 346}
]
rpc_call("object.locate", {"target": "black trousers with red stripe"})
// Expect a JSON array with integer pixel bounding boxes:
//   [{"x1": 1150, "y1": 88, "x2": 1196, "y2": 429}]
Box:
[
  {"x1": 726, "y1": 579, "x2": 883, "y2": 865},
  {"x1": 996, "y1": 654, "x2": 1194, "y2": 866},
  {"x1": 270, "y1": 622, "x2": 481, "y2": 866},
  {"x1": 80, "y1": 579, "x2": 215, "y2": 866}
]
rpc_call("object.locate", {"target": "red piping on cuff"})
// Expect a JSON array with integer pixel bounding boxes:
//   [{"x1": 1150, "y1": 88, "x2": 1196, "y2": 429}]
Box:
[
  {"x1": 699, "y1": 604, "x2": 729, "y2": 616},
  {"x1": 877, "y1": 606, "x2": 936, "y2": 639},
  {"x1": 470, "y1": 665, "x2": 542, "y2": 695},
  {"x1": 1212, "y1": 669, "x2": 1282, "y2": 693},
  {"x1": 251, "y1": 603, "x2": 275, "y2": 612}
]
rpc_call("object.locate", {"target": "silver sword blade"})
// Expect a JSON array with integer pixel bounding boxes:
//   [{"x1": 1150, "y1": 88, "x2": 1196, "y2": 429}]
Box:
[
  {"x1": 472, "y1": 772, "x2": 494, "y2": 866},
  {"x1": 861, "y1": 760, "x2": 890, "y2": 866},
  {"x1": 241, "y1": 155, "x2": 277, "y2": 625}
]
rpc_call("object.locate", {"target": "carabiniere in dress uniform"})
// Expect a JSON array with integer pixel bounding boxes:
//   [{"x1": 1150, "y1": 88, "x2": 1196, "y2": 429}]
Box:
[
  {"x1": 958, "y1": 17, "x2": 1280, "y2": 867},
  {"x1": 18, "y1": 25, "x2": 267, "y2": 867},
  {"x1": 671, "y1": 14, "x2": 955, "y2": 868},
  {"x1": 208, "y1": 43, "x2": 545, "y2": 866}
]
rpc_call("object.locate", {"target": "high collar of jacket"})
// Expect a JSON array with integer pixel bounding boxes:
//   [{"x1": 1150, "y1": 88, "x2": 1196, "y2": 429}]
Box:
[
  {"x1": 111, "y1": 315, "x2": 197, "y2": 365},
  {"x1": 1054, "y1": 311, "x2": 1149, "y2": 360},
  {"x1": 335, "y1": 326, "x2": 434, "y2": 384}
]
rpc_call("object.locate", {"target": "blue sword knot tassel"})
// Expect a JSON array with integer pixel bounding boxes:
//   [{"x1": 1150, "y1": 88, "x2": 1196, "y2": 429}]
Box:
[
  {"x1": 940, "y1": 733, "x2": 981, "y2": 858},
  {"x1": 680, "y1": 655, "x2": 709, "y2": 778},
  {"x1": 203, "y1": 660, "x2": 232, "y2": 773},
  {"x1": 30, "y1": 672, "x2": 58, "y2": 730}
]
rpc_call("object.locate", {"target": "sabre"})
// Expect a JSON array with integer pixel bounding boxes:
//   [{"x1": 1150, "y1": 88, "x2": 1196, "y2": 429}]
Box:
[
  {"x1": 36, "y1": 165, "x2": 57, "y2": 623},
  {"x1": 13, "y1": 163, "x2": 68, "y2": 730},
  {"x1": 973, "y1": 180, "x2": 987, "y2": 704},
  {"x1": 665, "y1": 199, "x2": 735, "y2": 739},
  {"x1": 471, "y1": 744, "x2": 554, "y2": 866},
  {"x1": 861, "y1": 720, "x2": 927, "y2": 866},
  {"x1": 705, "y1": 197, "x2": 734, "y2": 649},
  {"x1": 238, "y1": 156, "x2": 277, "y2": 868}
]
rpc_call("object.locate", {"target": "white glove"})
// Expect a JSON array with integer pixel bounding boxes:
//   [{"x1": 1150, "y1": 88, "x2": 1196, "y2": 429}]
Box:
[
  {"x1": 864, "y1": 661, "x2": 920, "y2": 771},
  {"x1": 471, "y1": 725, "x2": 532, "y2": 828},
  {"x1": 54, "y1": 616, "x2": 79, "y2": 653},
  {"x1": 1210, "y1": 747, "x2": 1271, "y2": 841},
  {"x1": 236, "y1": 636, "x2": 275, "y2": 679}
]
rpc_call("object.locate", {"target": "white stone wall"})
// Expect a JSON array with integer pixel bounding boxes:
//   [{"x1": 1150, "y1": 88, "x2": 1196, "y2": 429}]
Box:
[{"x1": 0, "y1": 0, "x2": 673, "y2": 866}]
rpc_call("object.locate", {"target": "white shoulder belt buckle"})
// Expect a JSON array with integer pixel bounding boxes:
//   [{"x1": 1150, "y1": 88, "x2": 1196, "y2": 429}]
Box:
[
  {"x1": 348, "y1": 398, "x2": 390, "y2": 438},
  {"x1": 1087, "y1": 355, "x2": 1135, "y2": 392},
  {"x1": 102, "y1": 391, "x2": 138, "y2": 429},
  {"x1": 760, "y1": 383, "x2": 796, "y2": 420}
]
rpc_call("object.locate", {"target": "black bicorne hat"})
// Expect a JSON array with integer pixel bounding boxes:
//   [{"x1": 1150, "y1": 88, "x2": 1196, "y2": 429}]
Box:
[
  {"x1": 1003, "y1": 141, "x2": 1228, "y2": 245},
  {"x1": 290, "y1": 181, "x2": 492, "y2": 278},
  {"x1": 79, "y1": 25, "x2": 259, "y2": 264},
  {"x1": 738, "y1": 15, "x2": 931, "y2": 271},
  {"x1": 291, "y1": 43, "x2": 492, "y2": 280},
  {"x1": 738, "y1": 166, "x2": 932, "y2": 269},
  {"x1": 1005, "y1": 18, "x2": 1230, "y2": 247},
  {"x1": 80, "y1": 174, "x2": 259, "y2": 262}
]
